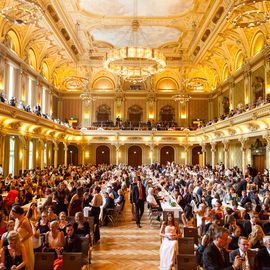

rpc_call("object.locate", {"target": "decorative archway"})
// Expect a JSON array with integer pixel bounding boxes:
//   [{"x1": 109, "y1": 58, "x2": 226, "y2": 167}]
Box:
[
  {"x1": 128, "y1": 145, "x2": 142, "y2": 168},
  {"x1": 192, "y1": 146, "x2": 202, "y2": 166},
  {"x1": 128, "y1": 105, "x2": 143, "y2": 126},
  {"x1": 159, "y1": 105, "x2": 175, "y2": 122},
  {"x1": 67, "y1": 145, "x2": 78, "y2": 165},
  {"x1": 160, "y1": 146, "x2": 174, "y2": 165},
  {"x1": 96, "y1": 145, "x2": 110, "y2": 165}
]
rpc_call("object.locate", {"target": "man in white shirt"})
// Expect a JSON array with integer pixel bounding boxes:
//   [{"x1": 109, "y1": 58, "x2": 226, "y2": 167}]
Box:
[{"x1": 230, "y1": 236, "x2": 255, "y2": 270}]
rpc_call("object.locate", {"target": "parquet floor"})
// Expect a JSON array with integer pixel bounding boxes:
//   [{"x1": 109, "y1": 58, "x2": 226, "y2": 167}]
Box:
[{"x1": 90, "y1": 198, "x2": 161, "y2": 270}]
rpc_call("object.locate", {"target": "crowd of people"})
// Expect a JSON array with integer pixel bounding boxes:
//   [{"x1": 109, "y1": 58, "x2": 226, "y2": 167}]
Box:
[
  {"x1": 0, "y1": 161, "x2": 269, "y2": 269},
  {"x1": 0, "y1": 92, "x2": 72, "y2": 129}
]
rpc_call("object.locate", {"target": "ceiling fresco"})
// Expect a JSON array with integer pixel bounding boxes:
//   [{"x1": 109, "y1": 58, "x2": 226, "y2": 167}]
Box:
[
  {"x1": 91, "y1": 26, "x2": 181, "y2": 48},
  {"x1": 79, "y1": 0, "x2": 194, "y2": 17}
]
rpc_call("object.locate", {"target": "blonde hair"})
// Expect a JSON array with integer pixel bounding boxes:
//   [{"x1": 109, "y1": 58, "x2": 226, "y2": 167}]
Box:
[
  {"x1": 248, "y1": 225, "x2": 265, "y2": 246},
  {"x1": 7, "y1": 231, "x2": 22, "y2": 253}
]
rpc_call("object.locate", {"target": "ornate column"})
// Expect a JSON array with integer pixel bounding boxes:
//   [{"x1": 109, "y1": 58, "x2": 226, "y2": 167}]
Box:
[
  {"x1": 263, "y1": 133, "x2": 270, "y2": 171},
  {"x1": 183, "y1": 145, "x2": 190, "y2": 165},
  {"x1": 243, "y1": 64, "x2": 252, "y2": 105},
  {"x1": 0, "y1": 132, "x2": 6, "y2": 171},
  {"x1": 22, "y1": 139, "x2": 29, "y2": 172},
  {"x1": 81, "y1": 99, "x2": 93, "y2": 128},
  {"x1": 114, "y1": 89, "x2": 125, "y2": 122},
  {"x1": 210, "y1": 142, "x2": 216, "y2": 169},
  {"x1": 149, "y1": 144, "x2": 154, "y2": 164},
  {"x1": 53, "y1": 144, "x2": 58, "y2": 168},
  {"x1": 264, "y1": 48, "x2": 270, "y2": 98},
  {"x1": 115, "y1": 144, "x2": 120, "y2": 165},
  {"x1": 40, "y1": 141, "x2": 44, "y2": 170},
  {"x1": 222, "y1": 140, "x2": 229, "y2": 169},
  {"x1": 239, "y1": 138, "x2": 247, "y2": 174},
  {"x1": 81, "y1": 145, "x2": 85, "y2": 165},
  {"x1": 64, "y1": 144, "x2": 68, "y2": 166},
  {"x1": 201, "y1": 144, "x2": 206, "y2": 167},
  {"x1": 146, "y1": 92, "x2": 156, "y2": 122}
]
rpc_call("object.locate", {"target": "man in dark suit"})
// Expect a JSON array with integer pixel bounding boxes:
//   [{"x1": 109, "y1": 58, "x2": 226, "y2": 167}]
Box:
[
  {"x1": 64, "y1": 224, "x2": 82, "y2": 252},
  {"x1": 230, "y1": 236, "x2": 256, "y2": 270},
  {"x1": 131, "y1": 177, "x2": 146, "y2": 228},
  {"x1": 242, "y1": 213, "x2": 262, "y2": 237},
  {"x1": 203, "y1": 227, "x2": 243, "y2": 270},
  {"x1": 239, "y1": 190, "x2": 251, "y2": 207},
  {"x1": 254, "y1": 236, "x2": 270, "y2": 270}
]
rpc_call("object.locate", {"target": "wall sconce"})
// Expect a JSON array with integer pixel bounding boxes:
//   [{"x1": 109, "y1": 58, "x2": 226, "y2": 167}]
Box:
[{"x1": 85, "y1": 151, "x2": 89, "y2": 158}]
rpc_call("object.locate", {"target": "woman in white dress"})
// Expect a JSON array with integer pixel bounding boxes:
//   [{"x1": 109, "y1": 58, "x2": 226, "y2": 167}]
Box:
[{"x1": 160, "y1": 212, "x2": 182, "y2": 270}]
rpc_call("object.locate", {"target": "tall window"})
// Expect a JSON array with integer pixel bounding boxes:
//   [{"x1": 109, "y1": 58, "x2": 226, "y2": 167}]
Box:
[
  {"x1": 29, "y1": 140, "x2": 33, "y2": 170},
  {"x1": 42, "y1": 87, "x2": 46, "y2": 114},
  {"x1": 44, "y1": 143, "x2": 47, "y2": 167},
  {"x1": 28, "y1": 77, "x2": 32, "y2": 107},
  {"x1": 8, "y1": 65, "x2": 14, "y2": 100},
  {"x1": 9, "y1": 136, "x2": 15, "y2": 176}
]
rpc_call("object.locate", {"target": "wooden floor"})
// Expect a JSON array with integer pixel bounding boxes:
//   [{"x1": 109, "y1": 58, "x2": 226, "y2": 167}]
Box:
[{"x1": 90, "y1": 199, "x2": 160, "y2": 270}]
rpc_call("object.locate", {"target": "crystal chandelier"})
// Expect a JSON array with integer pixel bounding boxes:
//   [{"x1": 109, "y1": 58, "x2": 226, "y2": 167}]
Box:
[
  {"x1": 226, "y1": 0, "x2": 270, "y2": 28},
  {"x1": 0, "y1": 0, "x2": 43, "y2": 26},
  {"x1": 104, "y1": 7, "x2": 166, "y2": 84}
]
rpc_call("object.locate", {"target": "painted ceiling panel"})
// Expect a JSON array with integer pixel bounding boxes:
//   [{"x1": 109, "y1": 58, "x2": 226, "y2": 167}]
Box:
[
  {"x1": 80, "y1": 0, "x2": 193, "y2": 17},
  {"x1": 91, "y1": 26, "x2": 181, "y2": 48}
]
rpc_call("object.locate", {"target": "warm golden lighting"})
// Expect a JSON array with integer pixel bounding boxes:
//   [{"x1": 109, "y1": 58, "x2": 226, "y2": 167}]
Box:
[
  {"x1": 226, "y1": 0, "x2": 270, "y2": 28},
  {"x1": 19, "y1": 151, "x2": 23, "y2": 160},
  {"x1": 104, "y1": 20, "x2": 166, "y2": 83},
  {"x1": 85, "y1": 151, "x2": 89, "y2": 158},
  {"x1": 181, "y1": 113, "x2": 187, "y2": 119},
  {"x1": 148, "y1": 114, "x2": 154, "y2": 119}
]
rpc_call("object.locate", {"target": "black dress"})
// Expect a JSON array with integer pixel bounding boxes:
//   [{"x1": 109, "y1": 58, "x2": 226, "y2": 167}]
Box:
[{"x1": 3, "y1": 246, "x2": 25, "y2": 270}]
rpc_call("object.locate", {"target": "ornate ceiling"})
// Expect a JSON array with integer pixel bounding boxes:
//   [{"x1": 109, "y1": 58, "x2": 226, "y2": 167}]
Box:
[{"x1": 0, "y1": 0, "x2": 270, "y2": 94}]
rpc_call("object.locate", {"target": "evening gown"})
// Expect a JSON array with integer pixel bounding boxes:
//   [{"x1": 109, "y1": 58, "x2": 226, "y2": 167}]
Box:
[
  {"x1": 160, "y1": 225, "x2": 178, "y2": 270},
  {"x1": 15, "y1": 217, "x2": 34, "y2": 270}
]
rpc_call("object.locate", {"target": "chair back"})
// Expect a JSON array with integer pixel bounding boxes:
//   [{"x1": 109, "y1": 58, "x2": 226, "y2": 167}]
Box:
[
  {"x1": 183, "y1": 227, "x2": 198, "y2": 244},
  {"x1": 34, "y1": 252, "x2": 55, "y2": 270},
  {"x1": 80, "y1": 237, "x2": 90, "y2": 265},
  {"x1": 62, "y1": 252, "x2": 82, "y2": 270},
  {"x1": 176, "y1": 254, "x2": 197, "y2": 270},
  {"x1": 178, "y1": 237, "x2": 194, "y2": 254}
]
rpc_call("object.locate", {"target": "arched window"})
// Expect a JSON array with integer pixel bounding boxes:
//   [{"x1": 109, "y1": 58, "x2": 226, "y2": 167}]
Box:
[
  {"x1": 159, "y1": 105, "x2": 175, "y2": 122},
  {"x1": 9, "y1": 136, "x2": 15, "y2": 176},
  {"x1": 96, "y1": 104, "x2": 111, "y2": 122},
  {"x1": 42, "y1": 62, "x2": 49, "y2": 79},
  {"x1": 28, "y1": 49, "x2": 37, "y2": 70},
  {"x1": 251, "y1": 32, "x2": 265, "y2": 57},
  {"x1": 5, "y1": 30, "x2": 20, "y2": 55},
  {"x1": 235, "y1": 51, "x2": 243, "y2": 70},
  {"x1": 128, "y1": 105, "x2": 143, "y2": 126}
]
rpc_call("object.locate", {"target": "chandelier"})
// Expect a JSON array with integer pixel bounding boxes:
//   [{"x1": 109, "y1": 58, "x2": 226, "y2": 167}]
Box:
[
  {"x1": 80, "y1": 91, "x2": 96, "y2": 104},
  {"x1": 226, "y1": 0, "x2": 270, "y2": 28},
  {"x1": 104, "y1": 19, "x2": 166, "y2": 84},
  {"x1": 0, "y1": 0, "x2": 43, "y2": 25}
]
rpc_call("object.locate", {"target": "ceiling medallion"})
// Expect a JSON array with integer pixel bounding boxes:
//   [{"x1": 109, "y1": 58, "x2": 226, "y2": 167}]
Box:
[
  {"x1": 0, "y1": 0, "x2": 43, "y2": 26},
  {"x1": 104, "y1": 19, "x2": 166, "y2": 84},
  {"x1": 63, "y1": 76, "x2": 89, "y2": 91},
  {"x1": 226, "y1": 0, "x2": 270, "y2": 28},
  {"x1": 185, "y1": 77, "x2": 208, "y2": 92}
]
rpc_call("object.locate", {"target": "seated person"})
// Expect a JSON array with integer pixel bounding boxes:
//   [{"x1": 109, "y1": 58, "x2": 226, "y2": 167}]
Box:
[
  {"x1": 0, "y1": 231, "x2": 27, "y2": 270},
  {"x1": 64, "y1": 224, "x2": 82, "y2": 252},
  {"x1": 44, "y1": 221, "x2": 64, "y2": 254},
  {"x1": 115, "y1": 190, "x2": 124, "y2": 206},
  {"x1": 254, "y1": 235, "x2": 270, "y2": 270},
  {"x1": 73, "y1": 212, "x2": 90, "y2": 238},
  {"x1": 248, "y1": 224, "x2": 265, "y2": 249}
]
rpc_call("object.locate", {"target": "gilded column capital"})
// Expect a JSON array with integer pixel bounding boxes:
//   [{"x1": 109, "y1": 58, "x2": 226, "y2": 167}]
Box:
[
  {"x1": 210, "y1": 142, "x2": 216, "y2": 152},
  {"x1": 222, "y1": 140, "x2": 229, "y2": 152},
  {"x1": 238, "y1": 137, "x2": 247, "y2": 151}
]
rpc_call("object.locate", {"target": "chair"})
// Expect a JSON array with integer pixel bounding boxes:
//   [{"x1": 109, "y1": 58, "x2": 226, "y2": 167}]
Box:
[
  {"x1": 148, "y1": 204, "x2": 161, "y2": 225},
  {"x1": 183, "y1": 227, "x2": 198, "y2": 244},
  {"x1": 34, "y1": 252, "x2": 55, "y2": 270},
  {"x1": 176, "y1": 254, "x2": 197, "y2": 270},
  {"x1": 81, "y1": 236, "x2": 91, "y2": 267},
  {"x1": 178, "y1": 237, "x2": 194, "y2": 255},
  {"x1": 62, "y1": 252, "x2": 82, "y2": 270}
]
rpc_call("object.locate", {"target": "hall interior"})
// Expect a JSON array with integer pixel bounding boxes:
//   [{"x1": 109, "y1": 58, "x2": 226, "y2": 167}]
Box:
[{"x1": 0, "y1": 0, "x2": 270, "y2": 182}]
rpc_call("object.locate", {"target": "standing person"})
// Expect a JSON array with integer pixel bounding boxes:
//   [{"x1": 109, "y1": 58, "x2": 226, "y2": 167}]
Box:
[
  {"x1": 254, "y1": 236, "x2": 270, "y2": 270},
  {"x1": 131, "y1": 177, "x2": 146, "y2": 228},
  {"x1": 11, "y1": 205, "x2": 34, "y2": 270},
  {"x1": 89, "y1": 186, "x2": 103, "y2": 243}
]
